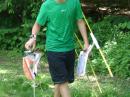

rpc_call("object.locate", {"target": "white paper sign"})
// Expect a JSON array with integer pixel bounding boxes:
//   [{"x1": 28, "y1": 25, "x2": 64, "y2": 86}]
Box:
[{"x1": 77, "y1": 44, "x2": 94, "y2": 77}]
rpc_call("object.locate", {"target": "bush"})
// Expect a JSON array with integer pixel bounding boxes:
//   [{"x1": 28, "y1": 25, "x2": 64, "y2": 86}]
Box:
[{"x1": 87, "y1": 16, "x2": 130, "y2": 77}]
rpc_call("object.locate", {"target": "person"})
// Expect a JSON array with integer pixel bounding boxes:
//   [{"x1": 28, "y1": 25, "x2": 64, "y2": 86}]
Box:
[{"x1": 25, "y1": 0, "x2": 89, "y2": 97}]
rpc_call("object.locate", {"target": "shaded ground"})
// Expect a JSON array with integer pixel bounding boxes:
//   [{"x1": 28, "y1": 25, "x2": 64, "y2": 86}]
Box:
[{"x1": 0, "y1": 50, "x2": 130, "y2": 97}]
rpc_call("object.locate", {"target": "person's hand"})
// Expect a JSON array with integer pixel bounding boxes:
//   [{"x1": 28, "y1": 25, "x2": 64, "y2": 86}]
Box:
[
  {"x1": 25, "y1": 38, "x2": 36, "y2": 50},
  {"x1": 83, "y1": 43, "x2": 89, "y2": 52}
]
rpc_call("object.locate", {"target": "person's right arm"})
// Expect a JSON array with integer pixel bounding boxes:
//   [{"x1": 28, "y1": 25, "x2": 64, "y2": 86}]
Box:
[
  {"x1": 25, "y1": 22, "x2": 41, "y2": 50},
  {"x1": 32, "y1": 22, "x2": 41, "y2": 35},
  {"x1": 25, "y1": 2, "x2": 48, "y2": 50}
]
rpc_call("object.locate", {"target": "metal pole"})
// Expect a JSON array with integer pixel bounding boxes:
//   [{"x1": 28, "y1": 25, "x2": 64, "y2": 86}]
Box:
[
  {"x1": 32, "y1": 79, "x2": 36, "y2": 97},
  {"x1": 82, "y1": 13, "x2": 113, "y2": 77},
  {"x1": 90, "y1": 64, "x2": 102, "y2": 93},
  {"x1": 75, "y1": 33, "x2": 102, "y2": 93}
]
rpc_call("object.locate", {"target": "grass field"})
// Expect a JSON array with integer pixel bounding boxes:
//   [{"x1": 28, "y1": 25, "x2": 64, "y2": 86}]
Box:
[{"x1": 0, "y1": 50, "x2": 130, "y2": 97}]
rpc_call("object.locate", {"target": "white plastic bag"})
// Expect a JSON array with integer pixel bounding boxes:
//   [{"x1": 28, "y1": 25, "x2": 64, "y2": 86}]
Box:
[
  {"x1": 23, "y1": 51, "x2": 42, "y2": 80},
  {"x1": 77, "y1": 44, "x2": 94, "y2": 77}
]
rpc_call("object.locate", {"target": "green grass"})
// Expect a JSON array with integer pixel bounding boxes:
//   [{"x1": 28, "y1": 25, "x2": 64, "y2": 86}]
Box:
[{"x1": 0, "y1": 50, "x2": 130, "y2": 97}]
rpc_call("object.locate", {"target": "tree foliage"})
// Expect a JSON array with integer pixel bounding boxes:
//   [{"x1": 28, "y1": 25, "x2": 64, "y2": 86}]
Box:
[{"x1": 0, "y1": 0, "x2": 42, "y2": 50}]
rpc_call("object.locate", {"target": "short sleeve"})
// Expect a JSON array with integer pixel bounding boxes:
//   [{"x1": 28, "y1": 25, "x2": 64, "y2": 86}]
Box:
[
  {"x1": 36, "y1": 3, "x2": 48, "y2": 26},
  {"x1": 75, "y1": 0, "x2": 83, "y2": 20}
]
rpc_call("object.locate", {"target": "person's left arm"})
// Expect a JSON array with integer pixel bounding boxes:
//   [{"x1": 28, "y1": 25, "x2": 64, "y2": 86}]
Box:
[
  {"x1": 77, "y1": 19, "x2": 89, "y2": 50},
  {"x1": 75, "y1": 0, "x2": 89, "y2": 50}
]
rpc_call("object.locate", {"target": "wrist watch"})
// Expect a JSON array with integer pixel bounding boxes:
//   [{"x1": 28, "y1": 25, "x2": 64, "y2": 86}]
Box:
[{"x1": 30, "y1": 34, "x2": 36, "y2": 40}]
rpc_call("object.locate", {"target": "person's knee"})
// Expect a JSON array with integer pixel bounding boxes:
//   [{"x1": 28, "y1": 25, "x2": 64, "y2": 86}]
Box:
[
  {"x1": 59, "y1": 82, "x2": 68, "y2": 87},
  {"x1": 55, "y1": 84, "x2": 60, "y2": 89}
]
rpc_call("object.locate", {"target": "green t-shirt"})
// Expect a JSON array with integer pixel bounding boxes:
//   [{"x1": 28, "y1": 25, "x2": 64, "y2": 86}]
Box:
[{"x1": 36, "y1": 0, "x2": 83, "y2": 52}]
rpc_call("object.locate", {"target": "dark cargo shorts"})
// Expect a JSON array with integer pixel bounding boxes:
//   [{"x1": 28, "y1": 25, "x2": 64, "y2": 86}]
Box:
[{"x1": 46, "y1": 49, "x2": 75, "y2": 84}]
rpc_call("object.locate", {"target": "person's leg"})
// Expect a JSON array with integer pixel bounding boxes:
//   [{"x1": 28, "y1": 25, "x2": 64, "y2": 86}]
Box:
[
  {"x1": 54, "y1": 84, "x2": 61, "y2": 97},
  {"x1": 59, "y1": 82, "x2": 71, "y2": 97},
  {"x1": 46, "y1": 50, "x2": 74, "y2": 97},
  {"x1": 59, "y1": 50, "x2": 75, "y2": 97},
  {"x1": 46, "y1": 51, "x2": 68, "y2": 97},
  {"x1": 66, "y1": 50, "x2": 75, "y2": 83}
]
